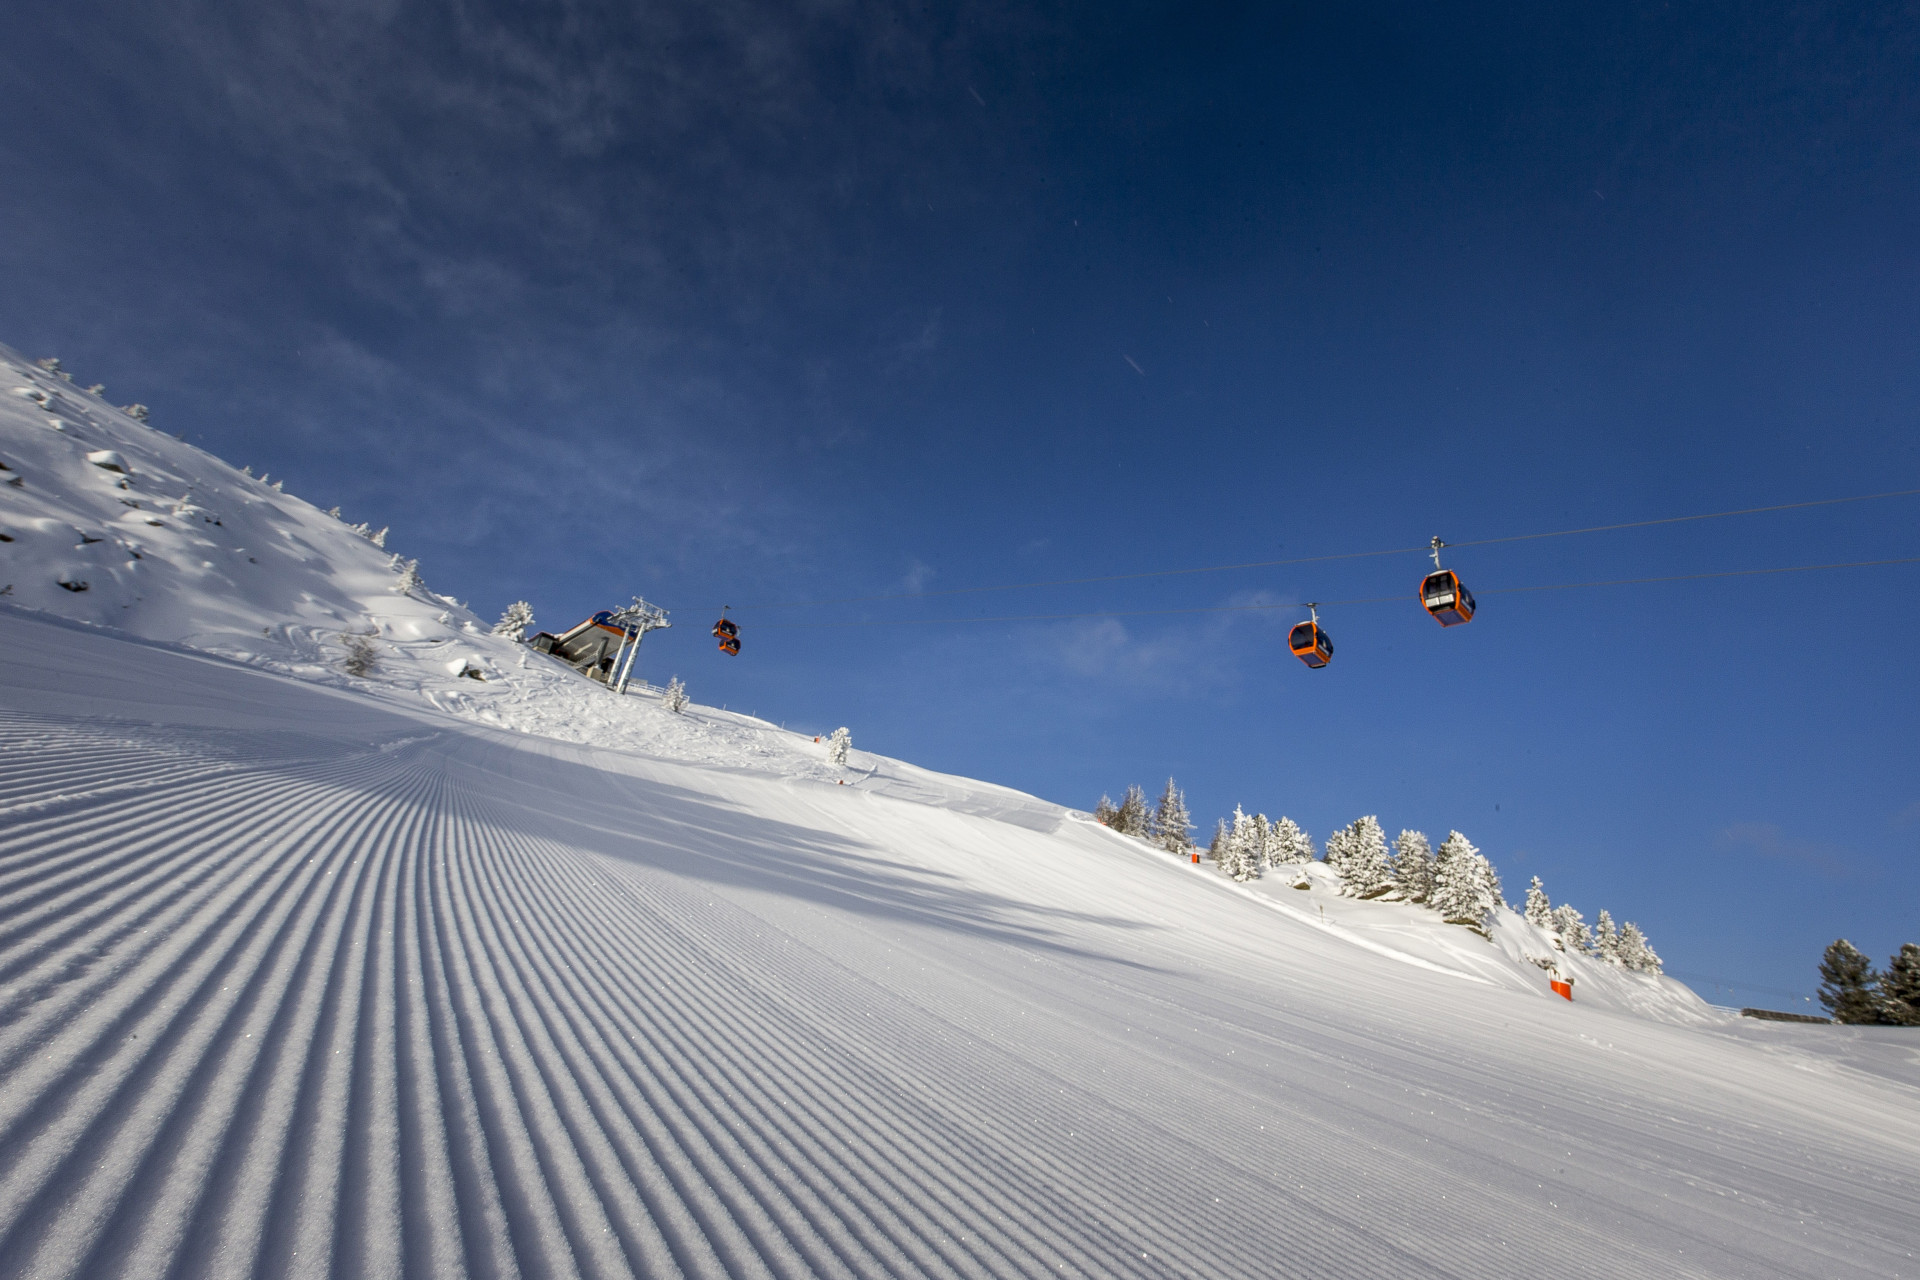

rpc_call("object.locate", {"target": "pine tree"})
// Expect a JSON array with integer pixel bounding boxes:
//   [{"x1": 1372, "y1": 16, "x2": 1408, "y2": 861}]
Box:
[
  {"x1": 1394, "y1": 830, "x2": 1435, "y2": 903},
  {"x1": 1207, "y1": 818, "x2": 1228, "y2": 866},
  {"x1": 1430, "y1": 831, "x2": 1496, "y2": 932},
  {"x1": 662, "y1": 676, "x2": 690, "y2": 713},
  {"x1": 493, "y1": 600, "x2": 535, "y2": 641},
  {"x1": 1550, "y1": 903, "x2": 1591, "y2": 953},
  {"x1": 1093, "y1": 794, "x2": 1118, "y2": 827},
  {"x1": 1617, "y1": 922, "x2": 1661, "y2": 974},
  {"x1": 1223, "y1": 807, "x2": 1261, "y2": 880},
  {"x1": 1151, "y1": 778, "x2": 1192, "y2": 854},
  {"x1": 391, "y1": 556, "x2": 424, "y2": 595},
  {"x1": 1323, "y1": 824, "x2": 1352, "y2": 881},
  {"x1": 1818, "y1": 940, "x2": 1883, "y2": 1024},
  {"x1": 1270, "y1": 817, "x2": 1315, "y2": 865},
  {"x1": 1523, "y1": 876, "x2": 1553, "y2": 931},
  {"x1": 1252, "y1": 813, "x2": 1274, "y2": 869},
  {"x1": 1880, "y1": 944, "x2": 1920, "y2": 1026},
  {"x1": 1114, "y1": 785, "x2": 1150, "y2": 838},
  {"x1": 1335, "y1": 816, "x2": 1394, "y2": 898},
  {"x1": 826, "y1": 727, "x2": 852, "y2": 766},
  {"x1": 1594, "y1": 910, "x2": 1622, "y2": 965}
]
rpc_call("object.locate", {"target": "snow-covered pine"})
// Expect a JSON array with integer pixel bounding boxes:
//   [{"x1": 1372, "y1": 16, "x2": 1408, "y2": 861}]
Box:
[
  {"x1": 326, "y1": 506, "x2": 342, "y2": 518},
  {"x1": 1818, "y1": 940, "x2": 1883, "y2": 1024},
  {"x1": 826, "y1": 727, "x2": 852, "y2": 766},
  {"x1": 1224, "y1": 807, "x2": 1261, "y2": 881},
  {"x1": 1617, "y1": 922, "x2": 1660, "y2": 974},
  {"x1": 1270, "y1": 816, "x2": 1315, "y2": 865},
  {"x1": 662, "y1": 676, "x2": 690, "y2": 713},
  {"x1": 1550, "y1": 903, "x2": 1592, "y2": 954},
  {"x1": 1881, "y1": 944, "x2": 1920, "y2": 1026},
  {"x1": 1252, "y1": 813, "x2": 1275, "y2": 869},
  {"x1": 493, "y1": 600, "x2": 535, "y2": 641},
  {"x1": 1323, "y1": 824, "x2": 1351, "y2": 881},
  {"x1": 1430, "y1": 831, "x2": 1497, "y2": 932},
  {"x1": 1523, "y1": 876, "x2": 1553, "y2": 931},
  {"x1": 1093, "y1": 794, "x2": 1118, "y2": 827},
  {"x1": 1334, "y1": 816, "x2": 1394, "y2": 899},
  {"x1": 392, "y1": 557, "x2": 424, "y2": 595},
  {"x1": 1207, "y1": 818, "x2": 1227, "y2": 867},
  {"x1": 1150, "y1": 778, "x2": 1192, "y2": 854},
  {"x1": 1394, "y1": 829, "x2": 1435, "y2": 903},
  {"x1": 1594, "y1": 910, "x2": 1622, "y2": 965},
  {"x1": 1114, "y1": 784, "x2": 1150, "y2": 838}
]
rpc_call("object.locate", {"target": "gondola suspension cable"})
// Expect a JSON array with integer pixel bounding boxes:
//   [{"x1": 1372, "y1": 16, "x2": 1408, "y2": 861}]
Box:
[
  {"x1": 744, "y1": 555, "x2": 1920, "y2": 629},
  {"x1": 728, "y1": 485, "x2": 1920, "y2": 611}
]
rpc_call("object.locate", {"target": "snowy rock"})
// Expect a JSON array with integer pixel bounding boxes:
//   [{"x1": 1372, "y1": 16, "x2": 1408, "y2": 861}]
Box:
[{"x1": 85, "y1": 449, "x2": 131, "y2": 473}]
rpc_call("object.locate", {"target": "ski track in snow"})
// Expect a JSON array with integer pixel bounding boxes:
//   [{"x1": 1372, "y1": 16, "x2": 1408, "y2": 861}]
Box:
[{"x1": 0, "y1": 619, "x2": 1917, "y2": 1279}]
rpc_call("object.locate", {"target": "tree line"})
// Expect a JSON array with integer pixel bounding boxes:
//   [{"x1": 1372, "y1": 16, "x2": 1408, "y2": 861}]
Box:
[
  {"x1": 1095, "y1": 779, "x2": 1661, "y2": 973},
  {"x1": 1817, "y1": 940, "x2": 1920, "y2": 1025}
]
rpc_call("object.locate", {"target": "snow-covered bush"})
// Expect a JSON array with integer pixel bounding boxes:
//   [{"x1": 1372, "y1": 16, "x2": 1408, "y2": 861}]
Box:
[
  {"x1": 663, "y1": 676, "x2": 690, "y2": 713},
  {"x1": 1394, "y1": 829, "x2": 1435, "y2": 903},
  {"x1": 826, "y1": 727, "x2": 852, "y2": 766},
  {"x1": 1150, "y1": 778, "x2": 1192, "y2": 854},
  {"x1": 1269, "y1": 816, "x2": 1315, "y2": 865},
  {"x1": 1430, "y1": 831, "x2": 1498, "y2": 932},
  {"x1": 1094, "y1": 794, "x2": 1118, "y2": 826},
  {"x1": 493, "y1": 600, "x2": 535, "y2": 641},
  {"x1": 341, "y1": 632, "x2": 379, "y2": 677}
]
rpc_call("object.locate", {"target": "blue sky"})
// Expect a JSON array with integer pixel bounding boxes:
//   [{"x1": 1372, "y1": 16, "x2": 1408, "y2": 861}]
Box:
[{"x1": 3, "y1": 0, "x2": 1916, "y2": 1009}]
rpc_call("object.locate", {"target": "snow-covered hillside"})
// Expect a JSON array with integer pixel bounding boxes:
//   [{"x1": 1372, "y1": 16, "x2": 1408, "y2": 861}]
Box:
[{"x1": 2, "y1": 343, "x2": 1917, "y2": 1278}]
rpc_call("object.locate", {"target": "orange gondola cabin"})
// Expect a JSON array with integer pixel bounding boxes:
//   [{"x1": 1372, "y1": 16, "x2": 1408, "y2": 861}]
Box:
[
  {"x1": 1288, "y1": 618, "x2": 1333, "y2": 668},
  {"x1": 712, "y1": 615, "x2": 741, "y2": 656},
  {"x1": 1419, "y1": 569, "x2": 1476, "y2": 627}
]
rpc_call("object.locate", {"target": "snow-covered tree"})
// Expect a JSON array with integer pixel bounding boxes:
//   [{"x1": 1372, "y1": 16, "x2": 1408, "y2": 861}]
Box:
[
  {"x1": 826, "y1": 727, "x2": 852, "y2": 766},
  {"x1": 1593, "y1": 910, "x2": 1622, "y2": 965},
  {"x1": 1430, "y1": 831, "x2": 1498, "y2": 932},
  {"x1": 1617, "y1": 922, "x2": 1661, "y2": 974},
  {"x1": 1331, "y1": 816, "x2": 1393, "y2": 898},
  {"x1": 392, "y1": 557, "x2": 424, "y2": 595},
  {"x1": 1093, "y1": 794, "x2": 1118, "y2": 827},
  {"x1": 493, "y1": 601, "x2": 535, "y2": 641},
  {"x1": 326, "y1": 506, "x2": 342, "y2": 519},
  {"x1": 1206, "y1": 819, "x2": 1228, "y2": 866},
  {"x1": 1819, "y1": 940, "x2": 1883, "y2": 1024},
  {"x1": 1394, "y1": 830, "x2": 1435, "y2": 903},
  {"x1": 1220, "y1": 807, "x2": 1261, "y2": 881},
  {"x1": 1880, "y1": 943, "x2": 1920, "y2": 1026},
  {"x1": 36, "y1": 356, "x2": 61, "y2": 374},
  {"x1": 1270, "y1": 817, "x2": 1315, "y2": 865},
  {"x1": 1251, "y1": 813, "x2": 1274, "y2": 869},
  {"x1": 1523, "y1": 876, "x2": 1553, "y2": 931},
  {"x1": 662, "y1": 676, "x2": 690, "y2": 713},
  {"x1": 1550, "y1": 903, "x2": 1591, "y2": 954},
  {"x1": 1151, "y1": 778, "x2": 1192, "y2": 854},
  {"x1": 1113, "y1": 785, "x2": 1150, "y2": 837}
]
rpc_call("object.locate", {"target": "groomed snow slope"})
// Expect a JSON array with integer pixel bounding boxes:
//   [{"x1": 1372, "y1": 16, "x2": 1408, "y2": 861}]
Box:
[{"x1": 2, "y1": 610, "x2": 1917, "y2": 1280}]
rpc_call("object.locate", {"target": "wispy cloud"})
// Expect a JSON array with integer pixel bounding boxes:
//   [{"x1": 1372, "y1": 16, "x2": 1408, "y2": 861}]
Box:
[{"x1": 1716, "y1": 822, "x2": 1860, "y2": 879}]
